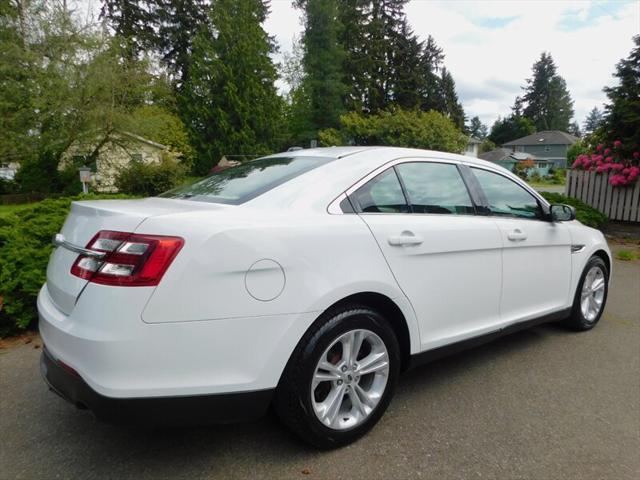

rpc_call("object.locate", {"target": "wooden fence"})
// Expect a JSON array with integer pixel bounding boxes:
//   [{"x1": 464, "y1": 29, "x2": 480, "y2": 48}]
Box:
[{"x1": 565, "y1": 170, "x2": 640, "y2": 222}]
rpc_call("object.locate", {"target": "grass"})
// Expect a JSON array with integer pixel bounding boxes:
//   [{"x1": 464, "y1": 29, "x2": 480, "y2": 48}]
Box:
[{"x1": 615, "y1": 250, "x2": 637, "y2": 261}]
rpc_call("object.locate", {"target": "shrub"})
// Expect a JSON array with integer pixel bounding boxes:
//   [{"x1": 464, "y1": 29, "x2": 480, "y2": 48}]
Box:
[
  {"x1": 0, "y1": 178, "x2": 19, "y2": 195},
  {"x1": 318, "y1": 109, "x2": 468, "y2": 153},
  {"x1": 115, "y1": 158, "x2": 186, "y2": 196},
  {"x1": 0, "y1": 194, "x2": 131, "y2": 337},
  {"x1": 572, "y1": 140, "x2": 640, "y2": 187},
  {"x1": 540, "y1": 192, "x2": 608, "y2": 229}
]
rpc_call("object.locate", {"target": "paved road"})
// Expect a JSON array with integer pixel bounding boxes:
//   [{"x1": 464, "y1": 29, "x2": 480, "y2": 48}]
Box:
[{"x1": 1, "y1": 255, "x2": 639, "y2": 479}]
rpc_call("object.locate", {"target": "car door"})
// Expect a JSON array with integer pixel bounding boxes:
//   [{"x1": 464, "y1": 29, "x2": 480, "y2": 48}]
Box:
[
  {"x1": 469, "y1": 166, "x2": 572, "y2": 323},
  {"x1": 348, "y1": 160, "x2": 503, "y2": 351}
]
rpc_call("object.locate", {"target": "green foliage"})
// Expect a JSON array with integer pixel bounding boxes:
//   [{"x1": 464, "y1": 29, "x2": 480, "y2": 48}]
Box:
[
  {"x1": 319, "y1": 109, "x2": 467, "y2": 153},
  {"x1": 122, "y1": 105, "x2": 195, "y2": 167},
  {"x1": 14, "y1": 151, "x2": 81, "y2": 195},
  {"x1": 603, "y1": 35, "x2": 640, "y2": 156},
  {"x1": 583, "y1": 107, "x2": 604, "y2": 135},
  {"x1": 567, "y1": 140, "x2": 589, "y2": 164},
  {"x1": 0, "y1": 179, "x2": 19, "y2": 195},
  {"x1": 182, "y1": 0, "x2": 284, "y2": 175},
  {"x1": 115, "y1": 158, "x2": 187, "y2": 196},
  {"x1": 0, "y1": 194, "x2": 131, "y2": 337},
  {"x1": 299, "y1": 0, "x2": 346, "y2": 134},
  {"x1": 521, "y1": 52, "x2": 574, "y2": 131},
  {"x1": 479, "y1": 139, "x2": 496, "y2": 154},
  {"x1": 467, "y1": 116, "x2": 488, "y2": 139},
  {"x1": 539, "y1": 192, "x2": 607, "y2": 229},
  {"x1": 440, "y1": 67, "x2": 465, "y2": 130},
  {"x1": 488, "y1": 115, "x2": 535, "y2": 146}
]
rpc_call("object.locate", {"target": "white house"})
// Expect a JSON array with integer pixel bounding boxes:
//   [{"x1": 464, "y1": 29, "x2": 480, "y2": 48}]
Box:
[
  {"x1": 464, "y1": 137, "x2": 481, "y2": 158},
  {"x1": 61, "y1": 131, "x2": 170, "y2": 192},
  {"x1": 0, "y1": 162, "x2": 19, "y2": 181}
]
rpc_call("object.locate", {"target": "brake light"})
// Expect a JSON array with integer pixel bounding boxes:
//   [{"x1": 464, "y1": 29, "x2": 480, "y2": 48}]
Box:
[{"x1": 70, "y1": 230, "x2": 184, "y2": 286}]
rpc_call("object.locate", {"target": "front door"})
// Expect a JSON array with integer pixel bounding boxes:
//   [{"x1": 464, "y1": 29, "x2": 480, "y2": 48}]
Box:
[
  {"x1": 349, "y1": 160, "x2": 503, "y2": 351},
  {"x1": 470, "y1": 167, "x2": 572, "y2": 323}
]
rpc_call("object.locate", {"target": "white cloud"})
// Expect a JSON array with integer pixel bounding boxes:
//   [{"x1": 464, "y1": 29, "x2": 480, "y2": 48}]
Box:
[{"x1": 269, "y1": 0, "x2": 640, "y2": 128}]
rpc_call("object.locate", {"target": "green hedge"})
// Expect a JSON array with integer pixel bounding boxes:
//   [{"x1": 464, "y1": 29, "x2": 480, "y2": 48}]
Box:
[
  {"x1": 540, "y1": 192, "x2": 608, "y2": 229},
  {"x1": 0, "y1": 195, "x2": 131, "y2": 337}
]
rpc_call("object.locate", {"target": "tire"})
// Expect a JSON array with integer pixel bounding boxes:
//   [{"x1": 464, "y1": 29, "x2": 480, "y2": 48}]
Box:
[
  {"x1": 564, "y1": 255, "x2": 609, "y2": 331},
  {"x1": 274, "y1": 304, "x2": 400, "y2": 449}
]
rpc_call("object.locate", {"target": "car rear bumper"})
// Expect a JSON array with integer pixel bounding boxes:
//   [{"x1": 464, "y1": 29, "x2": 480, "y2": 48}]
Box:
[{"x1": 40, "y1": 346, "x2": 274, "y2": 425}]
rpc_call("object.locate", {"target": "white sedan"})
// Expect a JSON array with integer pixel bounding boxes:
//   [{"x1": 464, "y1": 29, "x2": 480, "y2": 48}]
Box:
[{"x1": 38, "y1": 147, "x2": 610, "y2": 448}]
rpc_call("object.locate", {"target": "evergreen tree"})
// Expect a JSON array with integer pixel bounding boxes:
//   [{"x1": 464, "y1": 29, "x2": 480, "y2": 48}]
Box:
[
  {"x1": 603, "y1": 35, "x2": 640, "y2": 151},
  {"x1": 488, "y1": 115, "x2": 535, "y2": 146},
  {"x1": 297, "y1": 0, "x2": 346, "y2": 139},
  {"x1": 418, "y1": 35, "x2": 445, "y2": 112},
  {"x1": 440, "y1": 67, "x2": 465, "y2": 130},
  {"x1": 182, "y1": 0, "x2": 283, "y2": 174},
  {"x1": 583, "y1": 106, "x2": 604, "y2": 134},
  {"x1": 152, "y1": 0, "x2": 207, "y2": 89},
  {"x1": 467, "y1": 116, "x2": 488, "y2": 139},
  {"x1": 337, "y1": 0, "x2": 369, "y2": 112},
  {"x1": 568, "y1": 121, "x2": 581, "y2": 137},
  {"x1": 100, "y1": 0, "x2": 155, "y2": 56},
  {"x1": 390, "y1": 21, "x2": 424, "y2": 109},
  {"x1": 520, "y1": 52, "x2": 574, "y2": 131}
]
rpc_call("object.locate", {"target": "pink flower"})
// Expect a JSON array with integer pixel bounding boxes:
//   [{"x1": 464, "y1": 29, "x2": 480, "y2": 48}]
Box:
[
  {"x1": 604, "y1": 148, "x2": 612, "y2": 156},
  {"x1": 613, "y1": 140, "x2": 622, "y2": 148},
  {"x1": 596, "y1": 144, "x2": 604, "y2": 152},
  {"x1": 613, "y1": 163, "x2": 624, "y2": 170},
  {"x1": 605, "y1": 156, "x2": 613, "y2": 163},
  {"x1": 572, "y1": 158, "x2": 582, "y2": 168},
  {"x1": 633, "y1": 152, "x2": 640, "y2": 159},
  {"x1": 623, "y1": 168, "x2": 630, "y2": 175}
]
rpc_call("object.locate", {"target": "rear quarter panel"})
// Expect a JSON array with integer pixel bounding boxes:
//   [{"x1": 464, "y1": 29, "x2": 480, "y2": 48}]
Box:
[{"x1": 137, "y1": 209, "x2": 420, "y2": 352}]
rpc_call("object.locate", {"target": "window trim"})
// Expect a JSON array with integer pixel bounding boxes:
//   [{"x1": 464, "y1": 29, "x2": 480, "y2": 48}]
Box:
[{"x1": 468, "y1": 165, "x2": 551, "y2": 222}]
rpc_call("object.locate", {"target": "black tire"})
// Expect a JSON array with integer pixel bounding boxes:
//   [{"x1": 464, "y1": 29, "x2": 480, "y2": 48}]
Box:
[
  {"x1": 564, "y1": 255, "x2": 609, "y2": 331},
  {"x1": 274, "y1": 304, "x2": 400, "y2": 449}
]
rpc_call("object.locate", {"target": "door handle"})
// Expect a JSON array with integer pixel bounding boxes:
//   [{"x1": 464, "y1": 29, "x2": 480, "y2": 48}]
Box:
[
  {"x1": 388, "y1": 231, "x2": 424, "y2": 246},
  {"x1": 507, "y1": 228, "x2": 527, "y2": 241}
]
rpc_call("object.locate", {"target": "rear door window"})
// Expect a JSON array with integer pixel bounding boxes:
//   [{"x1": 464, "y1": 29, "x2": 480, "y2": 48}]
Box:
[
  {"x1": 395, "y1": 162, "x2": 475, "y2": 214},
  {"x1": 350, "y1": 169, "x2": 409, "y2": 213}
]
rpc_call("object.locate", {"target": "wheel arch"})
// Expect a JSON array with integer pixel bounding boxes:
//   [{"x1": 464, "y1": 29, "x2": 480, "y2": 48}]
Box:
[
  {"x1": 592, "y1": 249, "x2": 611, "y2": 276},
  {"x1": 316, "y1": 292, "x2": 414, "y2": 371}
]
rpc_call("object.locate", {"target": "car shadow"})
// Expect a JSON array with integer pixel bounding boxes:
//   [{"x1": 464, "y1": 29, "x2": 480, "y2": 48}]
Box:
[{"x1": 38, "y1": 322, "x2": 573, "y2": 476}]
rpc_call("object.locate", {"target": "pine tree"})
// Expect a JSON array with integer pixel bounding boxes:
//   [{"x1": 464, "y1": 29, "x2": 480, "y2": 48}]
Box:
[
  {"x1": 418, "y1": 35, "x2": 445, "y2": 112},
  {"x1": 337, "y1": 0, "x2": 369, "y2": 112},
  {"x1": 583, "y1": 107, "x2": 604, "y2": 134},
  {"x1": 603, "y1": 35, "x2": 640, "y2": 151},
  {"x1": 152, "y1": 0, "x2": 207, "y2": 89},
  {"x1": 182, "y1": 0, "x2": 283, "y2": 174},
  {"x1": 467, "y1": 116, "x2": 488, "y2": 139},
  {"x1": 439, "y1": 67, "x2": 465, "y2": 130},
  {"x1": 100, "y1": 0, "x2": 155, "y2": 56},
  {"x1": 521, "y1": 52, "x2": 574, "y2": 131},
  {"x1": 297, "y1": 0, "x2": 346, "y2": 138},
  {"x1": 389, "y1": 21, "x2": 424, "y2": 109}
]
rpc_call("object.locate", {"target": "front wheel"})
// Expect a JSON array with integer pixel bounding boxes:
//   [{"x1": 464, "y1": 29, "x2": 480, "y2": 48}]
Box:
[
  {"x1": 564, "y1": 255, "x2": 609, "y2": 331},
  {"x1": 274, "y1": 305, "x2": 400, "y2": 448}
]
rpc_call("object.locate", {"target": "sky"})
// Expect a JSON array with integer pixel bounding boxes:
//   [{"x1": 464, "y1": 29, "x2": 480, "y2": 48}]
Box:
[{"x1": 265, "y1": 0, "x2": 640, "y2": 128}]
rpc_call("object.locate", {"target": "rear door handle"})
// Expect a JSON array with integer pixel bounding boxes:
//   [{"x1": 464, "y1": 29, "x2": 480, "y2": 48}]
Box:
[
  {"x1": 507, "y1": 228, "x2": 527, "y2": 241},
  {"x1": 388, "y1": 231, "x2": 424, "y2": 246}
]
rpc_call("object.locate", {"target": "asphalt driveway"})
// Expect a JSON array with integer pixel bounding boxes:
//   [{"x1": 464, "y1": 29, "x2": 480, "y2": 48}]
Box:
[{"x1": 1, "y1": 249, "x2": 639, "y2": 479}]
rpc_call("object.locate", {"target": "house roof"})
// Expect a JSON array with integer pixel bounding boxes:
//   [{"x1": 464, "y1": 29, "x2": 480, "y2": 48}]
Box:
[
  {"x1": 479, "y1": 148, "x2": 545, "y2": 163},
  {"x1": 119, "y1": 131, "x2": 167, "y2": 150},
  {"x1": 503, "y1": 130, "x2": 579, "y2": 147}
]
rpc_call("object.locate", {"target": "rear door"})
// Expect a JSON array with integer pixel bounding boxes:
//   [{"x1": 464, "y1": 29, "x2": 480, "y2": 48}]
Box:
[
  {"x1": 469, "y1": 166, "x2": 572, "y2": 322},
  {"x1": 349, "y1": 160, "x2": 503, "y2": 351}
]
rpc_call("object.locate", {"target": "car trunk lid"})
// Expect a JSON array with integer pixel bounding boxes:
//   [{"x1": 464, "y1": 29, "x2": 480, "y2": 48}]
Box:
[{"x1": 46, "y1": 198, "x2": 218, "y2": 315}]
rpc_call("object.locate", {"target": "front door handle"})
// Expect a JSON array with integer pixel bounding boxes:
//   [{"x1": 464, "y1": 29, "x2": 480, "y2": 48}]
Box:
[
  {"x1": 388, "y1": 231, "x2": 424, "y2": 246},
  {"x1": 507, "y1": 228, "x2": 527, "y2": 241}
]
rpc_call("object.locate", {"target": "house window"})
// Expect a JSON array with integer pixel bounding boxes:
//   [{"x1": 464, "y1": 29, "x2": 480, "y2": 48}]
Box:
[{"x1": 130, "y1": 153, "x2": 143, "y2": 163}]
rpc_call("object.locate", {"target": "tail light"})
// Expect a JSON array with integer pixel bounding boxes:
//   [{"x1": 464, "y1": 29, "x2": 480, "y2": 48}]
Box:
[{"x1": 70, "y1": 230, "x2": 184, "y2": 286}]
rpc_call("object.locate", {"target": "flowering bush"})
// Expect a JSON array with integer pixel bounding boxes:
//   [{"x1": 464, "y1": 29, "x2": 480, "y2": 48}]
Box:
[{"x1": 572, "y1": 141, "x2": 640, "y2": 186}]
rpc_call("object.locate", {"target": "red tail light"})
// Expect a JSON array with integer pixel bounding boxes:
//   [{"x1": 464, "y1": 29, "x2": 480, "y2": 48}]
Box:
[{"x1": 70, "y1": 230, "x2": 184, "y2": 286}]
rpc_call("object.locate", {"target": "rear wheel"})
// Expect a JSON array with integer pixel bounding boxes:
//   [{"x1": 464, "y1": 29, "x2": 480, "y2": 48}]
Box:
[
  {"x1": 275, "y1": 305, "x2": 400, "y2": 448},
  {"x1": 564, "y1": 256, "x2": 609, "y2": 331}
]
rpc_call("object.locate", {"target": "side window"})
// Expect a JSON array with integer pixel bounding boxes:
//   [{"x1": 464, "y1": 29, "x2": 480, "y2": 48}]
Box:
[
  {"x1": 472, "y1": 168, "x2": 543, "y2": 220},
  {"x1": 350, "y1": 168, "x2": 409, "y2": 213},
  {"x1": 395, "y1": 162, "x2": 474, "y2": 215}
]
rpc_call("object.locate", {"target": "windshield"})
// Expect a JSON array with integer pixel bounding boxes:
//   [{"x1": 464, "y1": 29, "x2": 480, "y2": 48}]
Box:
[{"x1": 160, "y1": 156, "x2": 334, "y2": 205}]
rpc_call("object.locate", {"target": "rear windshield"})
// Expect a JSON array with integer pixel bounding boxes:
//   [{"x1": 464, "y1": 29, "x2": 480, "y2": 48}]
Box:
[{"x1": 160, "y1": 156, "x2": 333, "y2": 205}]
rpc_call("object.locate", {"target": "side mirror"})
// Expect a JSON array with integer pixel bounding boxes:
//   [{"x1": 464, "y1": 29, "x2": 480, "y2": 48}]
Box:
[{"x1": 550, "y1": 204, "x2": 576, "y2": 222}]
